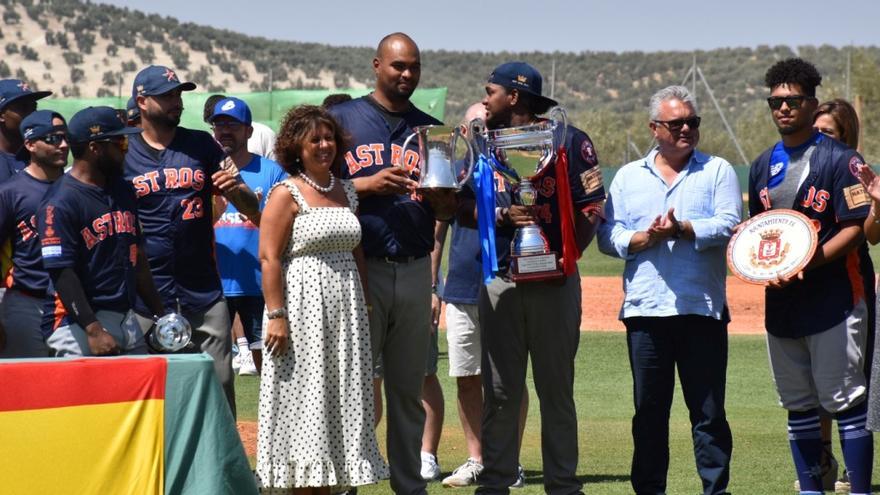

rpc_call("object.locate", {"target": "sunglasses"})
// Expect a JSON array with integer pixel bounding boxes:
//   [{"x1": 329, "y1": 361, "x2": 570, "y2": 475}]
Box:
[
  {"x1": 652, "y1": 116, "x2": 701, "y2": 132},
  {"x1": 37, "y1": 133, "x2": 68, "y2": 146},
  {"x1": 95, "y1": 136, "x2": 129, "y2": 152},
  {"x1": 766, "y1": 95, "x2": 815, "y2": 110}
]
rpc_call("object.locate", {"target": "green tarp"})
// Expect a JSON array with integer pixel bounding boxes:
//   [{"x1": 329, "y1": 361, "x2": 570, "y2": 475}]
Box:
[{"x1": 38, "y1": 87, "x2": 448, "y2": 132}]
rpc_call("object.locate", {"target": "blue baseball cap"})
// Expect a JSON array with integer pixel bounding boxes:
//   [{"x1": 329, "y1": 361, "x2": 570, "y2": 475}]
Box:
[
  {"x1": 131, "y1": 65, "x2": 196, "y2": 98},
  {"x1": 67, "y1": 106, "x2": 142, "y2": 143},
  {"x1": 210, "y1": 97, "x2": 252, "y2": 125},
  {"x1": 0, "y1": 79, "x2": 52, "y2": 111},
  {"x1": 487, "y1": 62, "x2": 557, "y2": 108},
  {"x1": 19, "y1": 110, "x2": 66, "y2": 141},
  {"x1": 126, "y1": 96, "x2": 140, "y2": 121}
]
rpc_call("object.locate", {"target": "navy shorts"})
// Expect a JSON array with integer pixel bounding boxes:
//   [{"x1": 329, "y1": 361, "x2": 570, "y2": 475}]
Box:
[{"x1": 226, "y1": 295, "x2": 264, "y2": 346}]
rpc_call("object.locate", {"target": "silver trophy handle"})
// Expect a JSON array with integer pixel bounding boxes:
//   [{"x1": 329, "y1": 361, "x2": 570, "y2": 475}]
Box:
[
  {"x1": 452, "y1": 127, "x2": 476, "y2": 187},
  {"x1": 549, "y1": 107, "x2": 568, "y2": 146},
  {"x1": 399, "y1": 131, "x2": 418, "y2": 171}
]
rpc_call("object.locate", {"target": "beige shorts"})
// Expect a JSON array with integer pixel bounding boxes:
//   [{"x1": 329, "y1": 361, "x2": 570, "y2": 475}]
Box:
[
  {"x1": 445, "y1": 302, "x2": 481, "y2": 377},
  {"x1": 767, "y1": 300, "x2": 869, "y2": 413}
]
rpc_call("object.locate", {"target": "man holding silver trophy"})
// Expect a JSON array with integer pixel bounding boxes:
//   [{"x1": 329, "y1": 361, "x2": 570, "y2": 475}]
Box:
[
  {"x1": 37, "y1": 107, "x2": 184, "y2": 356},
  {"x1": 458, "y1": 62, "x2": 605, "y2": 495}
]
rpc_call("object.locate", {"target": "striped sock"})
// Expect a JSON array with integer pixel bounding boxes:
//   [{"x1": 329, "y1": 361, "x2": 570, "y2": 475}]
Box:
[
  {"x1": 837, "y1": 401, "x2": 873, "y2": 494},
  {"x1": 788, "y1": 409, "x2": 823, "y2": 494}
]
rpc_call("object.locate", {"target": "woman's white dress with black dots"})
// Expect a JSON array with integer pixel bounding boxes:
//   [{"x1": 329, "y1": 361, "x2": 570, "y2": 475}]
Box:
[{"x1": 256, "y1": 179, "x2": 388, "y2": 491}]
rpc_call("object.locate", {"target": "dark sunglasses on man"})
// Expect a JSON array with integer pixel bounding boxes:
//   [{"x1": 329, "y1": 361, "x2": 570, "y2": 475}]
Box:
[
  {"x1": 37, "y1": 133, "x2": 68, "y2": 146},
  {"x1": 766, "y1": 95, "x2": 816, "y2": 110},
  {"x1": 652, "y1": 116, "x2": 701, "y2": 132}
]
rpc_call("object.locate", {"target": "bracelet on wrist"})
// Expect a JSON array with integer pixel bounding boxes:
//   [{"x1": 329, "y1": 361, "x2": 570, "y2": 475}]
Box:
[{"x1": 266, "y1": 308, "x2": 287, "y2": 320}]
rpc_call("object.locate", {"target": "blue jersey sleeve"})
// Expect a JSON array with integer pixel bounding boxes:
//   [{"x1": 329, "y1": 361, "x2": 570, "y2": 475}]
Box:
[
  {"x1": 834, "y1": 150, "x2": 871, "y2": 222},
  {"x1": 0, "y1": 188, "x2": 15, "y2": 245},
  {"x1": 37, "y1": 198, "x2": 80, "y2": 269},
  {"x1": 566, "y1": 129, "x2": 605, "y2": 209}
]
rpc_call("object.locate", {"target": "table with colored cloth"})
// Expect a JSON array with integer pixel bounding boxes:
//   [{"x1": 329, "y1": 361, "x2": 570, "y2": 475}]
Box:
[{"x1": 0, "y1": 353, "x2": 257, "y2": 495}]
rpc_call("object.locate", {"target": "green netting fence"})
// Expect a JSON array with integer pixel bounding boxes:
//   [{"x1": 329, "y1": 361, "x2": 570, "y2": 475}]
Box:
[{"x1": 37, "y1": 88, "x2": 448, "y2": 133}]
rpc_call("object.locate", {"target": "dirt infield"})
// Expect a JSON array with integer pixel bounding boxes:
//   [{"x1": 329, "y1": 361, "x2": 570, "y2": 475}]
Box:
[{"x1": 580, "y1": 276, "x2": 765, "y2": 335}]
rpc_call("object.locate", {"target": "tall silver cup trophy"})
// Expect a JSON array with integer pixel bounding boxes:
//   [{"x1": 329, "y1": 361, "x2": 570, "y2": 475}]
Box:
[
  {"x1": 402, "y1": 125, "x2": 476, "y2": 191},
  {"x1": 482, "y1": 107, "x2": 568, "y2": 282}
]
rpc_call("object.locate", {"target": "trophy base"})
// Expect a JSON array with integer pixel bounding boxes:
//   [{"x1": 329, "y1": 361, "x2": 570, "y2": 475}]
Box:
[{"x1": 510, "y1": 252, "x2": 563, "y2": 282}]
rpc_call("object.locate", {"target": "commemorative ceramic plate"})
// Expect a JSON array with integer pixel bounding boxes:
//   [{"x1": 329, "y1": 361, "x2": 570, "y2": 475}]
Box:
[{"x1": 727, "y1": 209, "x2": 818, "y2": 285}]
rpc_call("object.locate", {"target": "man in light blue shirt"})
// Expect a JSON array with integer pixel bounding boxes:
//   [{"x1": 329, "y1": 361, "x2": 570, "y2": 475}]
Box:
[{"x1": 597, "y1": 85, "x2": 741, "y2": 495}]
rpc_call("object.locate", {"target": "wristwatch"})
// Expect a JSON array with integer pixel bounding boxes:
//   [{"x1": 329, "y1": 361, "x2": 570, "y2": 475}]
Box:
[{"x1": 266, "y1": 308, "x2": 287, "y2": 320}]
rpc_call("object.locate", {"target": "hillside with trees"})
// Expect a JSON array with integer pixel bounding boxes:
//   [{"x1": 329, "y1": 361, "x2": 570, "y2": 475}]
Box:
[{"x1": 1, "y1": 0, "x2": 879, "y2": 164}]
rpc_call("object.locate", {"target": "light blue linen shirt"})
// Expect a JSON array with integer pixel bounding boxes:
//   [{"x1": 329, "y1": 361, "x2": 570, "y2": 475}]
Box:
[{"x1": 597, "y1": 148, "x2": 742, "y2": 320}]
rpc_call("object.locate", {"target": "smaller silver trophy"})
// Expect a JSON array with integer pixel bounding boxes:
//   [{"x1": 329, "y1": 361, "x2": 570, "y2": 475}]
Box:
[
  {"x1": 401, "y1": 125, "x2": 476, "y2": 191},
  {"x1": 146, "y1": 313, "x2": 192, "y2": 353},
  {"x1": 480, "y1": 107, "x2": 568, "y2": 282}
]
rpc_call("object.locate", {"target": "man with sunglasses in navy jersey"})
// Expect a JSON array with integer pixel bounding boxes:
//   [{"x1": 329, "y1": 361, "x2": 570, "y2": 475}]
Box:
[
  {"x1": 598, "y1": 85, "x2": 740, "y2": 495},
  {"x1": 0, "y1": 110, "x2": 67, "y2": 358},
  {"x1": 749, "y1": 58, "x2": 874, "y2": 495}
]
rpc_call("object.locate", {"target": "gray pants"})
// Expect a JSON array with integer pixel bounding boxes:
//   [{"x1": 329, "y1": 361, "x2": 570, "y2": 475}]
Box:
[
  {"x1": 477, "y1": 274, "x2": 583, "y2": 495},
  {"x1": 367, "y1": 256, "x2": 431, "y2": 495},
  {"x1": 0, "y1": 289, "x2": 49, "y2": 358},
  {"x1": 47, "y1": 309, "x2": 148, "y2": 356},
  {"x1": 136, "y1": 298, "x2": 234, "y2": 415}
]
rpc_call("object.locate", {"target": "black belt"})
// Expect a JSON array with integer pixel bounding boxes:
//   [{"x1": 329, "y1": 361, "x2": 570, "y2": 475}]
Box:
[{"x1": 369, "y1": 253, "x2": 428, "y2": 264}]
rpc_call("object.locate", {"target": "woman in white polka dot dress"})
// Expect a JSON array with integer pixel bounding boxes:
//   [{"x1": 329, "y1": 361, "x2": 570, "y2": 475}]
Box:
[{"x1": 257, "y1": 105, "x2": 388, "y2": 494}]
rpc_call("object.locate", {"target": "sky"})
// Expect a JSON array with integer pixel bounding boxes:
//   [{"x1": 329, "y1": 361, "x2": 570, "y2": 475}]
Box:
[{"x1": 96, "y1": 0, "x2": 880, "y2": 53}]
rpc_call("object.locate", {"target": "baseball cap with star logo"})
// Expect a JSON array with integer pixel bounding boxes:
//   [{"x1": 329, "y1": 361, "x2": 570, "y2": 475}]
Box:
[
  {"x1": 131, "y1": 65, "x2": 196, "y2": 98},
  {"x1": 0, "y1": 79, "x2": 52, "y2": 111}
]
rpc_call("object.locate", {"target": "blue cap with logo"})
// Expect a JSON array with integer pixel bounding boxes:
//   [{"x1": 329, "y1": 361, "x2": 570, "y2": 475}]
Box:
[
  {"x1": 210, "y1": 97, "x2": 252, "y2": 125},
  {"x1": 0, "y1": 79, "x2": 52, "y2": 111},
  {"x1": 487, "y1": 62, "x2": 558, "y2": 108},
  {"x1": 131, "y1": 65, "x2": 196, "y2": 98},
  {"x1": 126, "y1": 96, "x2": 140, "y2": 121},
  {"x1": 68, "y1": 106, "x2": 143, "y2": 143},
  {"x1": 20, "y1": 110, "x2": 66, "y2": 141}
]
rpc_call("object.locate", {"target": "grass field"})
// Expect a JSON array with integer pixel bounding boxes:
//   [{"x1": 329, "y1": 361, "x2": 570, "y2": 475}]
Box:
[{"x1": 236, "y1": 332, "x2": 880, "y2": 493}]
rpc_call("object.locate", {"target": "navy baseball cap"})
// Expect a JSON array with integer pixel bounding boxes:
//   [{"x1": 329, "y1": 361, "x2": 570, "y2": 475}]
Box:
[
  {"x1": 67, "y1": 106, "x2": 142, "y2": 143},
  {"x1": 20, "y1": 110, "x2": 66, "y2": 141},
  {"x1": 126, "y1": 96, "x2": 140, "y2": 121},
  {"x1": 0, "y1": 79, "x2": 52, "y2": 111},
  {"x1": 132, "y1": 65, "x2": 196, "y2": 98},
  {"x1": 210, "y1": 97, "x2": 252, "y2": 125},
  {"x1": 487, "y1": 62, "x2": 558, "y2": 108}
]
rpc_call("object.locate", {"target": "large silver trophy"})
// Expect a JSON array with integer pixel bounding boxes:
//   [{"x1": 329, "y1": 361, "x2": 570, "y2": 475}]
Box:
[
  {"x1": 401, "y1": 125, "x2": 476, "y2": 191},
  {"x1": 480, "y1": 107, "x2": 568, "y2": 282},
  {"x1": 146, "y1": 313, "x2": 192, "y2": 352}
]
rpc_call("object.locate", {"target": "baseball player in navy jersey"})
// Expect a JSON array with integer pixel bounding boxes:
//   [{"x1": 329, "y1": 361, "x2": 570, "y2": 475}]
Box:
[
  {"x1": 0, "y1": 79, "x2": 52, "y2": 182},
  {"x1": 457, "y1": 62, "x2": 605, "y2": 495},
  {"x1": 749, "y1": 58, "x2": 874, "y2": 495},
  {"x1": 328, "y1": 33, "x2": 455, "y2": 495},
  {"x1": 39, "y1": 106, "x2": 165, "y2": 357},
  {"x1": 125, "y1": 65, "x2": 259, "y2": 412},
  {"x1": 0, "y1": 110, "x2": 67, "y2": 358}
]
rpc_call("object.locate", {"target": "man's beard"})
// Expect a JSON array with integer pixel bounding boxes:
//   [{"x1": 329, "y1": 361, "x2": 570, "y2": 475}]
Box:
[
  {"x1": 144, "y1": 108, "x2": 180, "y2": 129},
  {"x1": 96, "y1": 153, "x2": 123, "y2": 178}
]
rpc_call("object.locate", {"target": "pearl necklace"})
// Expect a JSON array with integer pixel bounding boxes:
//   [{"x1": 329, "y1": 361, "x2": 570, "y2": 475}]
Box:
[{"x1": 299, "y1": 171, "x2": 334, "y2": 193}]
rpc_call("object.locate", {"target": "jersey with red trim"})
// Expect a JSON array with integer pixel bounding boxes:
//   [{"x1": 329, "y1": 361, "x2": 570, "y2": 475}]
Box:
[
  {"x1": 529, "y1": 123, "x2": 605, "y2": 258},
  {"x1": 37, "y1": 174, "x2": 141, "y2": 334},
  {"x1": 749, "y1": 133, "x2": 874, "y2": 337},
  {"x1": 329, "y1": 96, "x2": 442, "y2": 258},
  {"x1": 123, "y1": 129, "x2": 224, "y2": 314},
  {"x1": 0, "y1": 171, "x2": 54, "y2": 294}
]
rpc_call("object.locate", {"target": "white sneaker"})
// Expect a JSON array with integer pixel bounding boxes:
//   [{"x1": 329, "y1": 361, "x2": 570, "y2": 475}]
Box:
[
  {"x1": 238, "y1": 352, "x2": 258, "y2": 376},
  {"x1": 509, "y1": 464, "x2": 525, "y2": 489},
  {"x1": 231, "y1": 352, "x2": 241, "y2": 373},
  {"x1": 442, "y1": 458, "x2": 483, "y2": 487},
  {"x1": 420, "y1": 452, "x2": 440, "y2": 481}
]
